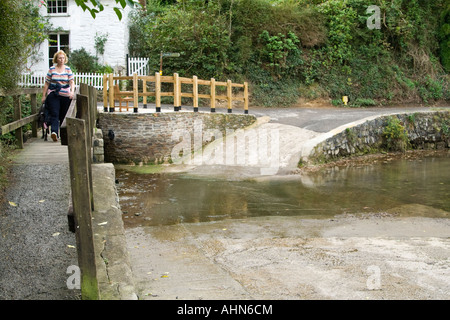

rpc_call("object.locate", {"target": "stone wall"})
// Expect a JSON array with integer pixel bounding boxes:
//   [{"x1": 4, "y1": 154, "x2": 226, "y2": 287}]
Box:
[
  {"x1": 97, "y1": 112, "x2": 257, "y2": 164},
  {"x1": 308, "y1": 111, "x2": 450, "y2": 163}
]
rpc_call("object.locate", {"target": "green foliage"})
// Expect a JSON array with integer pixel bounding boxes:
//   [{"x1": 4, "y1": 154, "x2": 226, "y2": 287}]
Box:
[
  {"x1": 94, "y1": 32, "x2": 109, "y2": 55},
  {"x1": 257, "y1": 30, "x2": 302, "y2": 75},
  {"x1": 316, "y1": 0, "x2": 357, "y2": 66},
  {"x1": 383, "y1": 116, "x2": 409, "y2": 151},
  {"x1": 68, "y1": 48, "x2": 113, "y2": 74},
  {"x1": 0, "y1": 0, "x2": 50, "y2": 91},
  {"x1": 128, "y1": 0, "x2": 449, "y2": 107},
  {"x1": 130, "y1": 1, "x2": 230, "y2": 79},
  {"x1": 417, "y1": 76, "x2": 445, "y2": 103},
  {"x1": 438, "y1": 3, "x2": 450, "y2": 72}
]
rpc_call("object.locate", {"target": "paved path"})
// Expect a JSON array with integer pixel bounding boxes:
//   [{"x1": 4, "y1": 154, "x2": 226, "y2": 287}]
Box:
[{"x1": 0, "y1": 137, "x2": 80, "y2": 299}]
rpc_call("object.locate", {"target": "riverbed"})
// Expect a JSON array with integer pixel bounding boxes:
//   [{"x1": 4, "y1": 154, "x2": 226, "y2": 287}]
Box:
[{"x1": 116, "y1": 150, "x2": 450, "y2": 300}]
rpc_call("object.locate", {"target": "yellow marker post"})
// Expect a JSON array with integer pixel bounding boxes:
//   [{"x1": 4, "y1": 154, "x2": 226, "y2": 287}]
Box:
[{"x1": 342, "y1": 96, "x2": 348, "y2": 106}]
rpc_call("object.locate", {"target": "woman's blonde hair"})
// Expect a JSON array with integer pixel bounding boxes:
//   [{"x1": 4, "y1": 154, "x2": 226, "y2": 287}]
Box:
[{"x1": 52, "y1": 50, "x2": 68, "y2": 64}]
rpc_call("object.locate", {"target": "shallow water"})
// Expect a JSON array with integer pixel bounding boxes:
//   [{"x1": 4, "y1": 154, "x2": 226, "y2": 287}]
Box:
[{"x1": 116, "y1": 151, "x2": 450, "y2": 227}]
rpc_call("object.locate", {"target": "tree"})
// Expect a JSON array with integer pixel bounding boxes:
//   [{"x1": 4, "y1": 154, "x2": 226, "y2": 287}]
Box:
[
  {"x1": 0, "y1": 0, "x2": 50, "y2": 91},
  {"x1": 74, "y1": 0, "x2": 140, "y2": 20}
]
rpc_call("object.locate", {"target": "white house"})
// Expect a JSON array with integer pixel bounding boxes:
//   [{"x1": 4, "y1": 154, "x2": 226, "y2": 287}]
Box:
[{"x1": 30, "y1": 0, "x2": 133, "y2": 76}]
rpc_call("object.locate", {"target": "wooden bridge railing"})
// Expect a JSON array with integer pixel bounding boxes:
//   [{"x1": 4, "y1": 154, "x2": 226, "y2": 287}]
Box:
[
  {"x1": 103, "y1": 73, "x2": 249, "y2": 114},
  {"x1": 64, "y1": 83, "x2": 99, "y2": 300},
  {"x1": 0, "y1": 88, "x2": 41, "y2": 148}
]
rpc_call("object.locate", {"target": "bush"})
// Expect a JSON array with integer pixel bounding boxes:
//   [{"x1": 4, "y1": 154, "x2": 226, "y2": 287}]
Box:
[
  {"x1": 68, "y1": 48, "x2": 113, "y2": 74},
  {"x1": 383, "y1": 116, "x2": 409, "y2": 151}
]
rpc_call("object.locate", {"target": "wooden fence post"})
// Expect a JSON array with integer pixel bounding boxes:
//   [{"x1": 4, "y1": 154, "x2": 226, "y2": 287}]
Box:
[
  {"x1": 173, "y1": 73, "x2": 180, "y2": 111},
  {"x1": 133, "y1": 72, "x2": 138, "y2": 113},
  {"x1": 103, "y1": 74, "x2": 108, "y2": 112},
  {"x1": 88, "y1": 85, "x2": 97, "y2": 132},
  {"x1": 31, "y1": 93, "x2": 37, "y2": 137},
  {"x1": 109, "y1": 74, "x2": 114, "y2": 112},
  {"x1": 193, "y1": 75, "x2": 198, "y2": 112},
  {"x1": 155, "y1": 72, "x2": 161, "y2": 112},
  {"x1": 143, "y1": 78, "x2": 147, "y2": 109},
  {"x1": 76, "y1": 91, "x2": 94, "y2": 211},
  {"x1": 244, "y1": 82, "x2": 249, "y2": 114},
  {"x1": 66, "y1": 116, "x2": 99, "y2": 300},
  {"x1": 13, "y1": 96, "x2": 23, "y2": 149},
  {"x1": 210, "y1": 78, "x2": 216, "y2": 113},
  {"x1": 227, "y1": 80, "x2": 232, "y2": 113}
]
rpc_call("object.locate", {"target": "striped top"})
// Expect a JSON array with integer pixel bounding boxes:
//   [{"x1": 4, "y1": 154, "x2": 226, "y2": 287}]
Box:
[{"x1": 46, "y1": 66, "x2": 74, "y2": 97}]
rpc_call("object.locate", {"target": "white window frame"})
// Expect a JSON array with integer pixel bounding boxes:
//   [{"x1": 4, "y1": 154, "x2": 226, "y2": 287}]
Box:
[
  {"x1": 48, "y1": 33, "x2": 70, "y2": 67},
  {"x1": 47, "y1": 0, "x2": 68, "y2": 15}
]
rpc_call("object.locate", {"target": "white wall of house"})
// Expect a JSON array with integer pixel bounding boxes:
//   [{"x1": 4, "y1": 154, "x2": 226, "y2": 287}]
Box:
[{"x1": 30, "y1": 0, "x2": 132, "y2": 76}]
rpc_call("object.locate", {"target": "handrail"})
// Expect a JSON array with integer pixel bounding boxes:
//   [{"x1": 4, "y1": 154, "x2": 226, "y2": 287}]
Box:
[
  {"x1": 65, "y1": 83, "x2": 99, "y2": 299},
  {"x1": 103, "y1": 73, "x2": 249, "y2": 114},
  {"x1": 0, "y1": 88, "x2": 40, "y2": 148}
]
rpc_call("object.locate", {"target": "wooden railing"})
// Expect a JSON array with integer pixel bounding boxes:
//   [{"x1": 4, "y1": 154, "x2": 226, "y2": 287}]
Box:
[
  {"x1": 0, "y1": 88, "x2": 41, "y2": 148},
  {"x1": 103, "y1": 73, "x2": 249, "y2": 114},
  {"x1": 63, "y1": 83, "x2": 99, "y2": 300}
]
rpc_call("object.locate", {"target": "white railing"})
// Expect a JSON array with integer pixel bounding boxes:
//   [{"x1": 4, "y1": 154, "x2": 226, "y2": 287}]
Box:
[
  {"x1": 128, "y1": 57, "x2": 149, "y2": 76},
  {"x1": 19, "y1": 72, "x2": 117, "y2": 90}
]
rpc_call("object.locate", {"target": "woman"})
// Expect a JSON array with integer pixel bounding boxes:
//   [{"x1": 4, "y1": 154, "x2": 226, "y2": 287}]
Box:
[{"x1": 41, "y1": 50, "x2": 75, "y2": 142}]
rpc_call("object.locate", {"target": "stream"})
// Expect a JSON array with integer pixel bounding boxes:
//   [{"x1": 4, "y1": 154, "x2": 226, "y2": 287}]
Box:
[{"x1": 116, "y1": 150, "x2": 450, "y2": 227}]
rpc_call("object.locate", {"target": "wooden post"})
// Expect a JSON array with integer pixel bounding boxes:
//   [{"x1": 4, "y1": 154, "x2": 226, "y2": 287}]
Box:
[
  {"x1": 31, "y1": 93, "x2": 37, "y2": 137},
  {"x1": 13, "y1": 96, "x2": 23, "y2": 149},
  {"x1": 89, "y1": 85, "x2": 97, "y2": 133},
  {"x1": 66, "y1": 116, "x2": 99, "y2": 300},
  {"x1": 155, "y1": 72, "x2": 161, "y2": 112},
  {"x1": 210, "y1": 78, "x2": 216, "y2": 113},
  {"x1": 142, "y1": 78, "x2": 147, "y2": 108},
  {"x1": 103, "y1": 74, "x2": 108, "y2": 112},
  {"x1": 193, "y1": 75, "x2": 198, "y2": 112},
  {"x1": 133, "y1": 73, "x2": 138, "y2": 113},
  {"x1": 173, "y1": 73, "x2": 180, "y2": 111},
  {"x1": 108, "y1": 74, "x2": 114, "y2": 112},
  {"x1": 227, "y1": 80, "x2": 232, "y2": 113},
  {"x1": 76, "y1": 92, "x2": 94, "y2": 211},
  {"x1": 244, "y1": 82, "x2": 249, "y2": 114}
]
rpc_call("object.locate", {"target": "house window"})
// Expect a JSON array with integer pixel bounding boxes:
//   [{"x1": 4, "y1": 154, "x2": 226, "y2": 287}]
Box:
[
  {"x1": 47, "y1": 0, "x2": 68, "y2": 14},
  {"x1": 48, "y1": 33, "x2": 70, "y2": 67}
]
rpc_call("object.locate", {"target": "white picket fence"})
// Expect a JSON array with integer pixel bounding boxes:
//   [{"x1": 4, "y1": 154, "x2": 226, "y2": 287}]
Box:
[
  {"x1": 128, "y1": 57, "x2": 149, "y2": 76},
  {"x1": 19, "y1": 72, "x2": 116, "y2": 90},
  {"x1": 19, "y1": 57, "x2": 151, "y2": 89}
]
